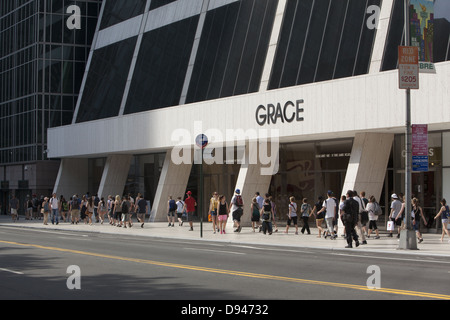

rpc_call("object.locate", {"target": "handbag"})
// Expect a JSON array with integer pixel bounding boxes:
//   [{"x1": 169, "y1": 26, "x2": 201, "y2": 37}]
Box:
[{"x1": 387, "y1": 220, "x2": 395, "y2": 231}]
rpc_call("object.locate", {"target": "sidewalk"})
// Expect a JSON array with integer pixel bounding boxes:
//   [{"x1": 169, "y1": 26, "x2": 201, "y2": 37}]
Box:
[{"x1": 1, "y1": 215, "x2": 449, "y2": 257}]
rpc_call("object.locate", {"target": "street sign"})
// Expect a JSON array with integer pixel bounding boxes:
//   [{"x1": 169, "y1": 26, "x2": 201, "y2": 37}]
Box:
[
  {"x1": 195, "y1": 134, "x2": 208, "y2": 150},
  {"x1": 412, "y1": 124, "x2": 428, "y2": 172},
  {"x1": 398, "y1": 46, "x2": 419, "y2": 90}
]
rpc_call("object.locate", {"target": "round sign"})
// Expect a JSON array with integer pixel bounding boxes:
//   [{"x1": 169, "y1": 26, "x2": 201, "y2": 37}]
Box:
[{"x1": 195, "y1": 134, "x2": 208, "y2": 150}]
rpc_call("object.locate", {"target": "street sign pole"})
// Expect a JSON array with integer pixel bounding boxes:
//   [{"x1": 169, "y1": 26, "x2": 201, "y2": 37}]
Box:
[
  {"x1": 399, "y1": 0, "x2": 417, "y2": 250},
  {"x1": 196, "y1": 134, "x2": 208, "y2": 239}
]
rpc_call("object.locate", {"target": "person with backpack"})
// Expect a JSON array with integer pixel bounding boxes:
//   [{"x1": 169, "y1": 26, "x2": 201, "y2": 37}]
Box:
[
  {"x1": 434, "y1": 198, "x2": 450, "y2": 243},
  {"x1": 260, "y1": 198, "x2": 273, "y2": 235},
  {"x1": 121, "y1": 195, "x2": 131, "y2": 228},
  {"x1": 230, "y1": 189, "x2": 244, "y2": 233},
  {"x1": 176, "y1": 196, "x2": 185, "y2": 226},
  {"x1": 167, "y1": 196, "x2": 177, "y2": 227},
  {"x1": 70, "y1": 195, "x2": 80, "y2": 224},
  {"x1": 366, "y1": 196, "x2": 381, "y2": 239}
]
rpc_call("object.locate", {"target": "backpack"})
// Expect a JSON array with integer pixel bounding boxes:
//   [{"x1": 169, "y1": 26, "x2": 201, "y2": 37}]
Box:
[
  {"x1": 235, "y1": 195, "x2": 243, "y2": 207},
  {"x1": 121, "y1": 201, "x2": 129, "y2": 214},
  {"x1": 72, "y1": 198, "x2": 80, "y2": 210},
  {"x1": 169, "y1": 199, "x2": 176, "y2": 211},
  {"x1": 374, "y1": 202, "x2": 382, "y2": 216}
]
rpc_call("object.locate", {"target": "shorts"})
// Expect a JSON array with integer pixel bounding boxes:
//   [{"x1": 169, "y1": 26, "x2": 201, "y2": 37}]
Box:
[
  {"x1": 71, "y1": 209, "x2": 80, "y2": 219},
  {"x1": 392, "y1": 217, "x2": 402, "y2": 226},
  {"x1": 177, "y1": 212, "x2": 183, "y2": 219},
  {"x1": 121, "y1": 213, "x2": 129, "y2": 222},
  {"x1": 218, "y1": 214, "x2": 228, "y2": 221},
  {"x1": 316, "y1": 218, "x2": 324, "y2": 225},
  {"x1": 442, "y1": 219, "x2": 449, "y2": 224},
  {"x1": 11, "y1": 208, "x2": 18, "y2": 215},
  {"x1": 232, "y1": 208, "x2": 243, "y2": 222},
  {"x1": 287, "y1": 216, "x2": 298, "y2": 226},
  {"x1": 168, "y1": 210, "x2": 176, "y2": 217},
  {"x1": 187, "y1": 211, "x2": 194, "y2": 222}
]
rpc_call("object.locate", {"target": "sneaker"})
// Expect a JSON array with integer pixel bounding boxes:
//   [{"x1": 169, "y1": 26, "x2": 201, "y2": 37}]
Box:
[{"x1": 375, "y1": 236, "x2": 380, "y2": 239}]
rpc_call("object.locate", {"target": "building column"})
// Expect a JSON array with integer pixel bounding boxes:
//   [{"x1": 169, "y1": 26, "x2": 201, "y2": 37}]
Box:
[
  {"x1": 231, "y1": 142, "x2": 276, "y2": 227},
  {"x1": 53, "y1": 158, "x2": 89, "y2": 198},
  {"x1": 97, "y1": 154, "x2": 133, "y2": 199},
  {"x1": 342, "y1": 132, "x2": 394, "y2": 201},
  {"x1": 151, "y1": 150, "x2": 192, "y2": 222},
  {"x1": 443, "y1": 133, "x2": 450, "y2": 206}
]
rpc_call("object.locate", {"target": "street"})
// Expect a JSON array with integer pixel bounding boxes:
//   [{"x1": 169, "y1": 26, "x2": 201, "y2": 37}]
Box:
[{"x1": 0, "y1": 225, "x2": 449, "y2": 303}]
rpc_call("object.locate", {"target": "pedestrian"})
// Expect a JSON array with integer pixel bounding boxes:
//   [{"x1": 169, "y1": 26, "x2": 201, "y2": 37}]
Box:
[
  {"x1": 31, "y1": 194, "x2": 39, "y2": 220},
  {"x1": 251, "y1": 197, "x2": 260, "y2": 232},
  {"x1": 86, "y1": 196, "x2": 95, "y2": 225},
  {"x1": 218, "y1": 195, "x2": 229, "y2": 234},
  {"x1": 317, "y1": 191, "x2": 337, "y2": 239},
  {"x1": 9, "y1": 194, "x2": 19, "y2": 222},
  {"x1": 300, "y1": 198, "x2": 312, "y2": 235},
  {"x1": 342, "y1": 190, "x2": 359, "y2": 248},
  {"x1": 25, "y1": 195, "x2": 33, "y2": 220},
  {"x1": 260, "y1": 198, "x2": 273, "y2": 235},
  {"x1": 93, "y1": 194, "x2": 100, "y2": 223},
  {"x1": 412, "y1": 197, "x2": 427, "y2": 243},
  {"x1": 70, "y1": 194, "x2": 80, "y2": 224},
  {"x1": 434, "y1": 198, "x2": 450, "y2": 243},
  {"x1": 42, "y1": 197, "x2": 50, "y2": 225},
  {"x1": 339, "y1": 195, "x2": 346, "y2": 238},
  {"x1": 285, "y1": 196, "x2": 298, "y2": 234},
  {"x1": 136, "y1": 194, "x2": 148, "y2": 228},
  {"x1": 60, "y1": 195, "x2": 69, "y2": 222},
  {"x1": 167, "y1": 196, "x2": 176, "y2": 227},
  {"x1": 176, "y1": 196, "x2": 185, "y2": 226},
  {"x1": 353, "y1": 190, "x2": 367, "y2": 244},
  {"x1": 209, "y1": 192, "x2": 219, "y2": 233},
  {"x1": 230, "y1": 189, "x2": 244, "y2": 233},
  {"x1": 311, "y1": 196, "x2": 325, "y2": 238},
  {"x1": 121, "y1": 195, "x2": 131, "y2": 228},
  {"x1": 107, "y1": 195, "x2": 114, "y2": 225},
  {"x1": 49, "y1": 193, "x2": 60, "y2": 225},
  {"x1": 80, "y1": 195, "x2": 87, "y2": 222},
  {"x1": 366, "y1": 196, "x2": 380, "y2": 239},
  {"x1": 389, "y1": 193, "x2": 403, "y2": 238},
  {"x1": 268, "y1": 195, "x2": 279, "y2": 233},
  {"x1": 98, "y1": 197, "x2": 107, "y2": 224},
  {"x1": 113, "y1": 195, "x2": 122, "y2": 227},
  {"x1": 184, "y1": 191, "x2": 197, "y2": 231}
]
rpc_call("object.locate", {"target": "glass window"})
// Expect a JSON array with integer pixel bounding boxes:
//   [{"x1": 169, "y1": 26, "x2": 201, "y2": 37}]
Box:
[
  {"x1": 124, "y1": 15, "x2": 199, "y2": 114},
  {"x1": 100, "y1": 0, "x2": 146, "y2": 30},
  {"x1": 149, "y1": 0, "x2": 177, "y2": 11},
  {"x1": 76, "y1": 36, "x2": 137, "y2": 123},
  {"x1": 186, "y1": 0, "x2": 278, "y2": 104}
]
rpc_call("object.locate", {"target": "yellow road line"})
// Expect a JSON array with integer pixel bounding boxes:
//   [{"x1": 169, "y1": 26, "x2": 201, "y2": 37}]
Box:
[{"x1": 1, "y1": 240, "x2": 449, "y2": 300}]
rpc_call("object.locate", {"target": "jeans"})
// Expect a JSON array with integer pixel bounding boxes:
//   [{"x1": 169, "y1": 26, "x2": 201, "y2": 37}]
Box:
[{"x1": 51, "y1": 209, "x2": 59, "y2": 224}]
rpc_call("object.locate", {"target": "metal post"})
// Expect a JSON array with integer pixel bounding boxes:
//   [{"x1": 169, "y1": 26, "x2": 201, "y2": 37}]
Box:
[{"x1": 399, "y1": 0, "x2": 417, "y2": 250}]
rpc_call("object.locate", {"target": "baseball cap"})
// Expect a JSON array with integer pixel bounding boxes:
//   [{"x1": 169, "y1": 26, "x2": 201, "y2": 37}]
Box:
[
  {"x1": 235, "y1": 189, "x2": 240, "y2": 194},
  {"x1": 391, "y1": 193, "x2": 398, "y2": 199}
]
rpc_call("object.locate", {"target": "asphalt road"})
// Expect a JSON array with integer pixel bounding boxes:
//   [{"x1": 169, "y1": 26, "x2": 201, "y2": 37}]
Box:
[{"x1": 0, "y1": 225, "x2": 449, "y2": 303}]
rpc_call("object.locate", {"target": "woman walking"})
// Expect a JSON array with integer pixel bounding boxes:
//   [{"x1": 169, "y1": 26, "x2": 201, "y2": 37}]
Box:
[
  {"x1": 251, "y1": 197, "x2": 260, "y2": 232},
  {"x1": 42, "y1": 197, "x2": 50, "y2": 225},
  {"x1": 434, "y1": 198, "x2": 450, "y2": 242},
  {"x1": 366, "y1": 196, "x2": 380, "y2": 239},
  {"x1": 412, "y1": 198, "x2": 427, "y2": 243},
  {"x1": 285, "y1": 196, "x2": 298, "y2": 234},
  {"x1": 217, "y1": 195, "x2": 229, "y2": 234},
  {"x1": 300, "y1": 198, "x2": 312, "y2": 234}
]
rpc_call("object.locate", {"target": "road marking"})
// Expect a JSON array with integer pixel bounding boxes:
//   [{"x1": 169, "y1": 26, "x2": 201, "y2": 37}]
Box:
[
  {"x1": 1, "y1": 239, "x2": 449, "y2": 300},
  {"x1": 331, "y1": 253, "x2": 450, "y2": 265},
  {"x1": 0, "y1": 267, "x2": 24, "y2": 275},
  {"x1": 183, "y1": 247, "x2": 246, "y2": 255}
]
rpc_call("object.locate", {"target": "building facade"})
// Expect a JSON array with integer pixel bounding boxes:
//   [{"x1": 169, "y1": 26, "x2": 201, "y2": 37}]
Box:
[
  {"x1": 0, "y1": 0, "x2": 102, "y2": 214},
  {"x1": 47, "y1": 0, "x2": 450, "y2": 230}
]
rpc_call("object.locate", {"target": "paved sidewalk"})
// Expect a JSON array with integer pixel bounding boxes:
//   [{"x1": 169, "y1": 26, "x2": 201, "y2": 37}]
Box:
[{"x1": 1, "y1": 215, "x2": 449, "y2": 257}]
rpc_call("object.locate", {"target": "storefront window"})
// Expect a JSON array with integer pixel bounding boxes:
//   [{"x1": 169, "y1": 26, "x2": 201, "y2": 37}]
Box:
[
  {"x1": 268, "y1": 139, "x2": 352, "y2": 219},
  {"x1": 393, "y1": 133, "x2": 442, "y2": 228}
]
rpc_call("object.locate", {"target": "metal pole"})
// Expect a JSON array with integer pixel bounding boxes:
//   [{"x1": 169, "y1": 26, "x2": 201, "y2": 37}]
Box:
[{"x1": 399, "y1": 0, "x2": 417, "y2": 250}]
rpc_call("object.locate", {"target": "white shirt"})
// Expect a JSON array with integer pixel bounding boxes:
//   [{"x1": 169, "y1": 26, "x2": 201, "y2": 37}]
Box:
[
  {"x1": 50, "y1": 197, "x2": 59, "y2": 210},
  {"x1": 322, "y1": 198, "x2": 336, "y2": 219}
]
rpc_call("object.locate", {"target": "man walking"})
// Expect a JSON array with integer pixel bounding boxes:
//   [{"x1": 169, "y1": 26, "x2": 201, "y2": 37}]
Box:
[
  {"x1": 342, "y1": 190, "x2": 360, "y2": 248},
  {"x1": 49, "y1": 193, "x2": 60, "y2": 225},
  {"x1": 230, "y1": 189, "x2": 244, "y2": 233}
]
